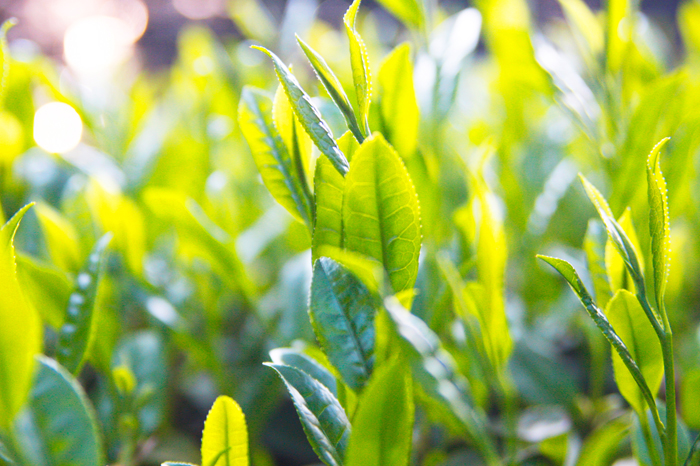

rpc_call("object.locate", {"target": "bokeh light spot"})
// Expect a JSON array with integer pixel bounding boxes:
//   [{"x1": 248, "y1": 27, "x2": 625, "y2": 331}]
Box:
[{"x1": 33, "y1": 102, "x2": 83, "y2": 154}]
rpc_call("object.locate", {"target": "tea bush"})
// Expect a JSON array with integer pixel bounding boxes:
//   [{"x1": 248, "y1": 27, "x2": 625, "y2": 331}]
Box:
[{"x1": 2, "y1": 0, "x2": 700, "y2": 465}]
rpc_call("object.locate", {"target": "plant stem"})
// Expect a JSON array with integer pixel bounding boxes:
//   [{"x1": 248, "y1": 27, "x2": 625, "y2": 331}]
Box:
[
  {"x1": 661, "y1": 329, "x2": 677, "y2": 466},
  {"x1": 641, "y1": 409, "x2": 663, "y2": 466}
]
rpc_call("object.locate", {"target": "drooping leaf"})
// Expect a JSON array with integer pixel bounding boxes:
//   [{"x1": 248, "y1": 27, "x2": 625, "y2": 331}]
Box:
[
  {"x1": 13, "y1": 356, "x2": 104, "y2": 466},
  {"x1": 265, "y1": 364, "x2": 350, "y2": 466},
  {"x1": 201, "y1": 396, "x2": 248, "y2": 466},
  {"x1": 251, "y1": 47, "x2": 350, "y2": 176},
  {"x1": 0, "y1": 204, "x2": 41, "y2": 430},
  {"x1": 310, "y1": 257, "x2": 376, "y2": 391},
  {"x1": 345, "y1": 358, "x2": 414, "y2": 466},
  {"x1": 536, "y1": 255, "x2": 661, "y2": 427},
  {"x1": 646, "y1": 137, "x2": 671, "y2": 311},
  {"x1": 606, "y1": 290, "x2": 664, "y2": 414},
  {"x1": 374, "y1": 0, "x2": 424, "y2": 29},
  {"x1": 238, "y1": 86, "x2": 313, "y2": 227},
  {"x1": 382, "y1": 298, "x2": 497, "y2": 462},
  {"x1": 296, "y1": 37, "x2": 364, "y2": 143},
  {"x1": 15, "y1": 254, "x2": 72, "y2": 330},
  {"x1": 343, "y1": 134, "x2": 421, "y2": 294},
  {"x1": 583, "y1": 219, "x2": 613, "y2": 307},
  {"x1": 377, "y1": 43, "x2": 419, "y2": 159},
  {"x1": 343, "y1": 0, "x2": 372, "y2": 136},
  {"x1": 35, "y1": 202, "x2": 82, "y2": 274},
  {"x1": 269, "y1": 348, "x2": 337, "y2": 396},
  {"x1": 56, "y1": 233, "x2": 112, "y2": 375}
]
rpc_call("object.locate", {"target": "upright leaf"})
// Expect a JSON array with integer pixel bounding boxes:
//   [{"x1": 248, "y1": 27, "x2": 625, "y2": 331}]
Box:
[
  {"x1": 0, "y1": 18, "x2": 17, "y2": 105},
  {"x1": 374, "y1": 0, "x2": 424, "y2": 29},
  {"x1": 13, "y1": 356, "x2": 104, "y2": 466},
  {"x1": 201, "y1": 396, "x2": 248, "y2": 466},
  {"x1": 0, "y1": 204, "x2": 41, "y2": 430},
  {"x1": 605, "y1": 209, "x2": 644, "y2": 293},
  {"x1": 377, "y1": 43, "x2": 419, "y2": 159},
  {"x1": 584, "y1": 219, "x2": 613, "y2": 307},
  {"x1": 273, "y1": 83, "x2": 313, "y2": 188},
  {"x1": 646, "y1": 138, "x2": 671, "y2": 311},
  {"x1": 296, "y1": 37, "x2": 364, "y2": 143},
  {"x1": 343, "y1": 134, "x2": 421, "y2": 293},
  {"x1": 265, "y1": 364, "x2": 350, "y2": 466},
  {"x1": 310, "y1": 257, "x2": 375, "y2": 391},
  {"x1": 606, "y1": 290, "x2": 664, "y2": 414},
  {"x1": 56, "y1": 233, "x2": 111, "y2": 374},
  {"x1": 343, "y1": 0, "x2": 372, "y2": 136},
  {"x1": 345, "y1": 358, "x2": 414, "y2": 466},
  {"x1": 35, "y1": 202, "x2": 82, "y2": 274},
  {"x1": 16, "y1": 254, "x2": 72, "y2": 330},
  {"x1": 239, "y1": 87, "x2": 313, "y2": 227},
  {"x1": 251, "y1": 47, "x2": 350, "y2": 176}
]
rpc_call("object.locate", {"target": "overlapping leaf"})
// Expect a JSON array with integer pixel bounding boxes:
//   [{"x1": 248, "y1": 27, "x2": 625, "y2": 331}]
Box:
[
  {"x1": 270, "y1": 348, "x2": 337, "y2": 396},
  {"x1": 344, "y1": 0, "x2": 372, "y2": 137}
]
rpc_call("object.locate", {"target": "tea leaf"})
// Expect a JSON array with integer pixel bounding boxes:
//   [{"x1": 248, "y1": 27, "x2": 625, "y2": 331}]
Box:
[
  {"x1": 343, "y1": 0, "x2": 372, "y2": 136},
  {"x1": 343, "y1": 134, "x2": 421, "y2": 294},
  {"x1": 605, "y1": 209, "x2": 644, "y2": 293},
  {"x1": 252, "y1": 46, "x2": 350, "y2": 176},
  {"x1": 201, "y1": 396, "x2": 248, "y2": 466},
  {"x1": 35, "y1": 202, "x2": 82, "y2": 273},
  {"x1": 584, "y1": 219, "x2": 613, "y2": 307},
  {"x1": 273, "y1": 84, "x2": 313, "y2": 194},
  {"x1": 576, "y1": 417, "x2": 630, "y2": 466},
  {"x1": 374, "y1": 0, "x2": 424, "y2": 29},
  {"x1": 537, "y1": 255, "x2": 661, "y2": 425},
  {"x1": 13, "y1": 356, "x2": 104, "y2": 466},
  {"x1": 16, "y1": 254, "x2": 72, "y2": 330},
  {"x1": 310, "y1": 257, "x2": 376, "y2": 391},
  {"x1": 270, "y1": 348, "x2": 338, "y2": 396},
  {"x1": 377, "y1": 43, "x2": 419, "y2": 159},
  {"x1": 646, "y1": 137, "x2": 671, "y2": 311},
  {"x1": 345, "y1": 358, "x2": 414, "y2": 466},
  {"x1": 296, "y1": 36, "x2": 364, "y2": 142},
  {"x1": 556, "y1": 0, "x2": 604, "y2": 57},
  {"x1": 606, "y1": 290, "x2": 664, "y2": 414},
  {"x1": 265, "y1": 364, "x2": 350, "y2": 466},
  {"x1": 239, "y1": 86, "x2": 313, "y2": 227},
  {"x1": 0, "y1": 204, "x2": 41, "y2": 430},
  {"x1": 56, "y1": 233, "x2": 112, "y2": 374},
  {"x1": 0, "y1": 18, "x2": 17, "y2": 105},
  {"x1": 686, "y1": 433, "x2": 700, "y2": 466}
]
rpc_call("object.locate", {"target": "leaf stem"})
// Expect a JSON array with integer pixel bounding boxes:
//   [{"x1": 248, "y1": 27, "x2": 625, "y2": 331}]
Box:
[
  {"x1": 640, "y1": 409, "x2": 663, "y2": 466},
  {"x1": 661, "y1": 325, "x2": 677, "y2": 466}
]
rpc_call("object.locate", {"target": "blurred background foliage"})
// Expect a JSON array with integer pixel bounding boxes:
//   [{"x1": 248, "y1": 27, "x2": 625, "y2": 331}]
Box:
[{"x1": 2, "y1": 0, "x2": 700, "y2": 464}]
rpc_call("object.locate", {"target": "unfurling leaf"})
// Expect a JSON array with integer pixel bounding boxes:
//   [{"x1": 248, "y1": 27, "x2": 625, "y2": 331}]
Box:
[{"x1": 646, "y1": 137, "x2": 671, "y2": 311}]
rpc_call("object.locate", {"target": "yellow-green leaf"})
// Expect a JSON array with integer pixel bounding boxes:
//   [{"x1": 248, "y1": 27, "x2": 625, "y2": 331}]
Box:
[
  {"x1": 16, "y1": 253, "x2": 72, "y2": 330},
  {"x1": 343, "y1": 133, "x2": 421, "y2": 293},
  {"x1": 0, "y1": 204, "x2": 42, "y2": 430},
  {"x1": 584, "y1": 219, "x2": 613, "y2": 308},
  {"x1": 377, "y1": 43, "x2": 419, "y2": 159},
  {"x1": 605, "y1": 208, "x2": 644, "y2": 294},
  {"x1": 375, "y1": 0, "x2": 424, "y2": 29},
  {"x1": 556, "y1": 0, "x2": 604, "y2": 57},
  {"x1": 646, "y1": 137, "x2": 671, "y2": 311},
  {"x1": 606, "y1": 290, "x2": 663, "y2": 414},
  {"x1": 273, "y1": 83, "x2": 313, "y2": 193},
  {"x1": 35, "y1": 202, "x2": 82, "y2": 274},
  {"x1": 201, "y1": 396, "x2": 248, "y2": 466},
  {"x1": 344, "y1": 0, "x2": 372, "y2": 137}
]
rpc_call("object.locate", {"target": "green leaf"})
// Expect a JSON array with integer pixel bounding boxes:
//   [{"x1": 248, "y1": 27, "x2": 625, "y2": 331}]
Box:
[
  {"x1": 556, "y1": 0, "x2": 604, "y2": 57},
  {"x1": 162, "y1": 463, "x2": 199, "y2": 466},
  {"x1": 16, "y1": 254, "x2": 72, "y2": 330},
  {"x1": 0, "y1": 204, "x2": 41, "y2": 431},
  {"x1": 265, "y1": 364, "x2": 350, "y2": 466},
  {"x1": 35, "y1": 202, "x2": 82, "y2": 273},
  {"x1": 583, "y1": 219, "x2": 613, "y2": 307},
  {"x1": 382, "y1": 298, "x2": 496, "y2": 461},
  {"x1": 605, "y1": 209, "x2": 644, "y2": 294},
  {"x1": 686, "y1": 433, "x2": 700, "y2": 466},
  {"x1": 345, "y1": 358, "x2": 414, "y2": 466},
  {"x1": 343, "y1": 133, "x2": 421, "y2": 294},
  {"x1": 251, "y1": 47, "x2": 350, "y2": 176},
  {"x1": 56, "y1": 233, "x2": 112, "y2": 374},
  {"x1": 575, "y1": 416, "x2": 630, "y2": 466},
  {"x1": 201, "y1": 396, "x2": 248, "y2": 466},
  {"x1": 682, "y1": 368, "x2": 700, "y2": 430},
  {"x1": 606, "y1": 290, "x2": 664, "y2": 414},
  {"x1": 377, "y1": 43, "x2": 419, "y2": 158},
  {"x1": 0, "y1": 18, "x2": 17, "y2": 105},
  {"x1": 536, "y1": 255, "x2": 662, "y2": 429},
  {"x1": 296, "y1": 36, "x2": 364, "y2": 143},
  {"x1": 374, "y1": 0, "x2": 424, "y2": 29},
  {"x1": 633, "y1": 403, "x2": 692, "y2": 466},
  {"x1": 646, "y1": 137, "x2": 671, "y2": 311},
  {"x1": 238, "y1": 86, "x2": 313, "y2": 227},
  {"x1": 269, "y1": 348, "x2": 337, "y2": 396},
  {"x1": 343, "y1": 0, "x2": 372, "y2": 136},
  {"x1": 13, "y1": 356, "x2": 104, "y2": 466},
  {"x1": 310, "y1": 257, "x2": 376, "y2": 391}
]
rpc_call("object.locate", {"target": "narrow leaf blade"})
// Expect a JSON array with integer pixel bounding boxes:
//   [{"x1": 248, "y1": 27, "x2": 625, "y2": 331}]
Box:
[
  {"x1": 269, "y1": 348, "x2": 338, "y2": 397},
  {"x1": 201, "y1": 396, "x2": 248, "y2": 466},
  {"x1": 646, "y1": 137, "x2": 672, "y2": 310},
  {"x1": 343, "y1": 0, "x2": 372, "y2": 136}
]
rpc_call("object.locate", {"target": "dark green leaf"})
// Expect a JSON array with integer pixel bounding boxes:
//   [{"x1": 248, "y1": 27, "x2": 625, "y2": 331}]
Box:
[
  {"x1": 343, "y1": 134, "x2": 421, "y2": 294},
  {"x1": 310, "y1": 257, "x2": 375, "y2": 391},
  {"x1": 252, "y1": 46, "x2": 350, "y2": 176},
  {"x1": 269, "y1": 348, "x2": 337, "y2": 396},
  {"x1": 56, "y1": 233, "x2": 112, "y2": 374},
  {"x1": 265, "y1": 363, "x2": 350, "y2": 466}
]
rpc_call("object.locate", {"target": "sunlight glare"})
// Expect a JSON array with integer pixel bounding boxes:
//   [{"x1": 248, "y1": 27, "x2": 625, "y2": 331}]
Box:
[{"x1": 33, "y1": 102, "x2": 83, "y2": 154}]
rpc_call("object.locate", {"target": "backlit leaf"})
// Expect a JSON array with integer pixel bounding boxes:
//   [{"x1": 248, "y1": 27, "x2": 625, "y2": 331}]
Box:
[
  {"x1": 273, "y1": 84, "x2": 313, "y2": 194},
  {"x1": 375, "y1": 0, "x2": 424, "y2": 29},
  {"x1": 56, "y1": 233, "x2": 112, "y2": 375},
  {"x1": 343, "y1": 134, "x2": 421, "y2": 294},
  {"x1": 646, "y1": 137, "x2": 671, "y2": 311},
  {"x1": 201, "y1": 396, "x2": 248, "y2": 466},
  {"x1": 0, "y1": 204, "x2": 41, "y2": 430},
  {"x1": 606, "y1": 290, "x2": 663, "y2": 414},
  {"x1": 345, "y1": 358, "x2": 414, "y2": 466},
  {"x1": 269, "y1": 348, "x2": 337, "y2": 396},
  {"x1": 605, "y1": 208, "x2": 644, "y2": 294},
  {"x1": 252, "y1": 47, "x2": 350, "y2": 176},
  {"x1": 343, "y1": 0, "x2": 372, "y2": 137},
  {"x1": 583, "y1": 219, "x2": 613, "y2": 307},
  {"x1": 310, "y1": 257, "x2": 376, "y2": 391},
  {"x1": 35, "y1": 202, "x2": 81, "y2": 273},
  {"x1": 0, "y1": 18, "x2": 17, "y2": 104},
  {"x1": 239, "y1": 86, "x2": 313, "y2": 227},
  {"x1": 265, "y1": 364, "x2": 350, "y2": 466},
  {"x1": 16, "y1": 254, "x2": 72, "y2": 330}
]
